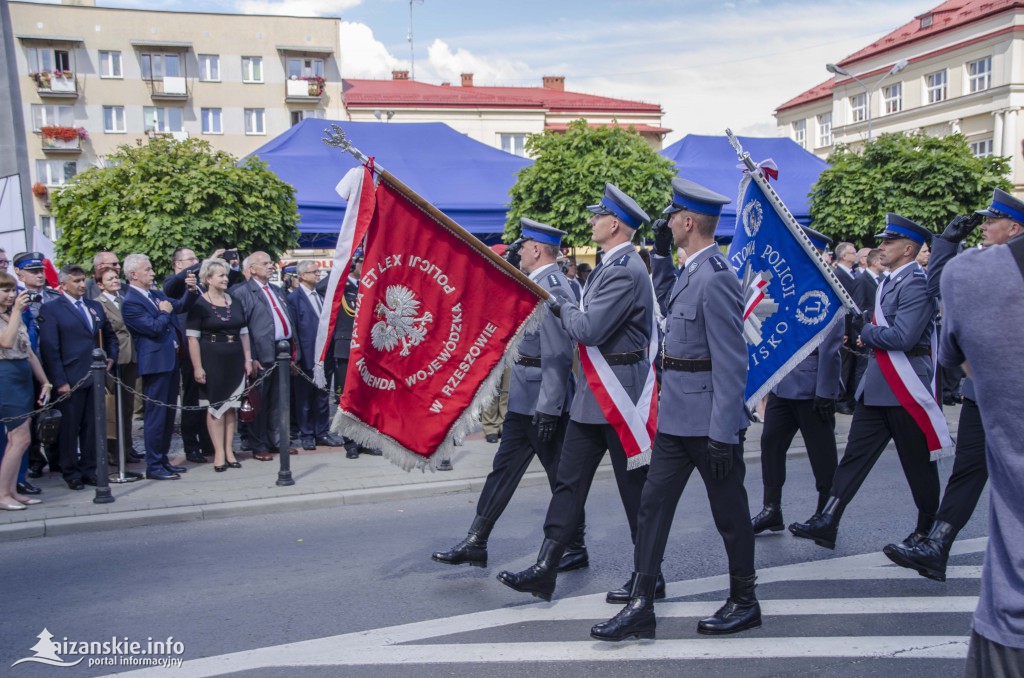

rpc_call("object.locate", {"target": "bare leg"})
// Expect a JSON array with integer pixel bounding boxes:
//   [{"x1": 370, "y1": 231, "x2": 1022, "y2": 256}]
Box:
[
  {"x1": 207, "y1": 412, "x2": 226, "y2": 467},
  {"x1": 224, "y1": 410, "x2": 238, "y2": 464},
  {"x1": 1, "y1": 421, "x2": 32, "y2": 502}
]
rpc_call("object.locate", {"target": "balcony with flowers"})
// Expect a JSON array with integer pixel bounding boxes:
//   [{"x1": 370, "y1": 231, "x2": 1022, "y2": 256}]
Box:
[
  {"x1": 41, "y1": 125, "x2": 87, "y2": 153},
  {"x1": 285, "y1": 75, "x2": 326, "y2": 102},
  {"x1": 30, "y1": 70, "x2": 78, "y2": 98}
]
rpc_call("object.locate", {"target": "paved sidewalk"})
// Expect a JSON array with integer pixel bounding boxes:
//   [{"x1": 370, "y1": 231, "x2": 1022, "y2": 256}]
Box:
[{"x1": 0, "y1": 407, "x2": 960, "y2": 542}]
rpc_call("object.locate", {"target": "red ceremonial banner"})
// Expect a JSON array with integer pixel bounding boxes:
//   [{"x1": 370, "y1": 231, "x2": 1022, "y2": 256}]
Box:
[{"x1": 335, "y1": 176, "x2": 545, "y2": 470}]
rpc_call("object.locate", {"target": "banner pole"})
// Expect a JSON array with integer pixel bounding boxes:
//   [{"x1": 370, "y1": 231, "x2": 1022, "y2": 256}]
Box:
[{"x1": 725, "y1": 128, "x2": 858, "y2": 313}]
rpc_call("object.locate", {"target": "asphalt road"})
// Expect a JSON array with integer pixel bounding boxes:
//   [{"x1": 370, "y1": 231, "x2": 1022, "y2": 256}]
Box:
[{"x1": 1, "y1": 449, "x2": 987, "y2": 677}]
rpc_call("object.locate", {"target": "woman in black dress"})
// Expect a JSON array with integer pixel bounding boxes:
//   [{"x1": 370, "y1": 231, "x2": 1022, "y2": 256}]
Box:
[
  {"x1": 186, "y1": 259, "x2": 253, "y2": 472},
  {"x1": 0, "y1": 272, "x2": 51, "y2": 509}
]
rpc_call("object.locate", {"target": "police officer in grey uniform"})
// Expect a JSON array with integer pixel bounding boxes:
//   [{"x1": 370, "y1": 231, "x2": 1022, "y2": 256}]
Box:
[
  {"x1": 432, "y1": 219, "x2": 579, "y2": 569},
  {"x1": 592, "y1": 178, "x2": 758, "y2": 642},
  {"x1": 791, "y1": 214, "x2": 941, "y2": 551},
  {"x1": 885, "y1": 189, "x2": 1024, "y2": 581},
  {"x1": 496, "y1": 184, "x2": 653, "y2": 602},
  {"x1": 751, "y1": 228, "x2": 843, "y2": 534}
]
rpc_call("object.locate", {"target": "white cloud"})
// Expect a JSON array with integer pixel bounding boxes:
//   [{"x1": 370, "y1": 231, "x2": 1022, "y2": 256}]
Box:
[
  {"x1": 338, "y1": 21, "x2": 407, "y2": 78},
  {"x1": 234, "y1": 0, "x2": 361, "y2": 16},
  {"x1": 420, "y1": 39, "x2": 531, "y2": 85}
]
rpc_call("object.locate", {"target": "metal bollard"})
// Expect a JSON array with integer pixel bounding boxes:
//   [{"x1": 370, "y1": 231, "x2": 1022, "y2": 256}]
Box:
[
  {"x1": 91, "y1": 349, "x2": 114, "y2": 504},
  {"x1": 275, "y1": 339, "x2": 295, "y2": 486}
]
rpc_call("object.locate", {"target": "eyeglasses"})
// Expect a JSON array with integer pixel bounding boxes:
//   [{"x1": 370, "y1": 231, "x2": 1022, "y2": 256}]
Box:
[{"x1": 0, "y1": 260, "x2": 9, "y2": 267}]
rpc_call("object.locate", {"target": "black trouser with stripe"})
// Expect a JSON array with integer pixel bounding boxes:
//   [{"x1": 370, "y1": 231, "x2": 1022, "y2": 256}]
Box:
[{"x1": 759, "y1": 394, "x2": 838, "y2": 506}]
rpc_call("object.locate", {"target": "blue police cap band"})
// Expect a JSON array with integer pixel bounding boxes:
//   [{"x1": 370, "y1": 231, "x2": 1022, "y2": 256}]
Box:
[
  {"x1": 878, "y1": 223, "x2": 927, "y2": 244},
  {"x1": 599, "y1": 197, "x2": 641, "y2": 229},
  {"x1": 982, "y1": 199, "x2": 1024, "y2": 225},
  {"x1": 15, "y1": 258, "x2": 44, "y2": 269},
  {"x1": 669, "y1": 192, "x2": 724, "y2": 217},
  {"x1": 521, "y1": 225, "x2": 562, "y2": 246}
]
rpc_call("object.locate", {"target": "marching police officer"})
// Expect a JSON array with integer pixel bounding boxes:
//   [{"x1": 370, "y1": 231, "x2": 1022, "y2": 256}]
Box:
[
  {"x1": 592, "y1": 178, "x2": 758, "y2": 641},
  {"x1": 432, "y1": 219, "x2": 579, "y2": 569},
  {"x1": 885, "y1": 189, "x2": 1024, "y2": 580},
  {"x1": 496, "y1": 183, "x2": 653, "y2": 602},
  {"x1": 751, "y1": 228, "x2": 843, "y2": 534},
  {"x1": 791, "y1": 214, "x2": 941, "y2": 551}
]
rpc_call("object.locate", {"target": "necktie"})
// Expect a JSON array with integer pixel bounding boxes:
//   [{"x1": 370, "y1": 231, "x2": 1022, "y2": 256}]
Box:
[
  {"x1": 311, "y1": 291, "x2": 323, "y2": 314},
  {"x1": 76, "y1": 300, "x2": 92, "y2": 330},
  {"x1": 263, "y1": 285, "x2": 290, "y2": 338}
]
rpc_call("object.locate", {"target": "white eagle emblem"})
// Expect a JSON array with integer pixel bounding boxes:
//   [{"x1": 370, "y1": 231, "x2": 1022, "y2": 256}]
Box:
[{"x1": 371, "y1": 285, "x2": 433, "y2": 357}]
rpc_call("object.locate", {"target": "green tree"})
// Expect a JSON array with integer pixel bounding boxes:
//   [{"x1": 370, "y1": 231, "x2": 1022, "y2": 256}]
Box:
[
  {"x1": 504, "y1": 120, "x2": 676, "y2": 246},
  {"x1": 809, "y1": 132, "x2": 1010, "y2": 246},
  {"x1": 51, "y1": 137, "x2": 299, "y2": 274}
]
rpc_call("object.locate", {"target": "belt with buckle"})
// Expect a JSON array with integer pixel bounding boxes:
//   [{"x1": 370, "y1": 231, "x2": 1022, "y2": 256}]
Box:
[
  {"x1": 202, "y1": 333, "x2": 237, "y2": 343},
  {"x1": 905, "y1": 346, "x2": 931, "y2": 357},
  {"x1": 662, "y1": 354, "x2": 712, "y2": 372},
  {"x1": 517, "y1": 355, "x2": 542, "y2": 368},
  {"x1": 602, "y1": 349, "x2": 646, "y2": 366}
]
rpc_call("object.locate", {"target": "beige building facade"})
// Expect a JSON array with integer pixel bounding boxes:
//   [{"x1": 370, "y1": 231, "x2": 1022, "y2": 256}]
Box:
[
  {"x1": 10, "y1": 1, "x2": 342, "y2": 241},
  {"x1": 776, "y1": 1, "x2": 1024, "y2": 193}
]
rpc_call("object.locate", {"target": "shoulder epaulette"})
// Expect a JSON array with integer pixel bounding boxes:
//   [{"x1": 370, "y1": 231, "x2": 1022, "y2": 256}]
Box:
[
  {"x1": 546, "y1": 273, "x2": 561, "y2": 287},
  {"x1": 912, "y1": 268, "x2": 926, "y2": 278},
  {"x1": 613, "y1": 254, "x2": 630, "y2": 266},
  {"x1": 709, "y1": 255, "x2": 728, "y2": 272}
]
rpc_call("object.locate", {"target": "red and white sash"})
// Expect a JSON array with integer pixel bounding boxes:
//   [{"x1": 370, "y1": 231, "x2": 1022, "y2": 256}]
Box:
[
  {"x1": 577, "y1": 267, "x2": 659, "y2": 469},
  {"x1": 872, "y1": 284, "x2": 953, "y2": 460}
]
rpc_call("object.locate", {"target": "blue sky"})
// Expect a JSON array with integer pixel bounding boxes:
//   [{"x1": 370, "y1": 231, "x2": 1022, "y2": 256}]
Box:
[{"x1": 28, "y1": 0, "x2": 939, "y2": 142}]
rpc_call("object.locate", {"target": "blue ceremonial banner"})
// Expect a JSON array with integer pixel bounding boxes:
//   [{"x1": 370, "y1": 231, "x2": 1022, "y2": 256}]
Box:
[{"x1": 726, "y1": 171, "x2": 850, "y2": 408}]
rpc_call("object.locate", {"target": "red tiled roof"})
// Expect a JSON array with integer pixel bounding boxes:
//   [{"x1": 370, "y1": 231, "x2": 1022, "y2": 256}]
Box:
[
  {"x1": 544, "y1": 122, "x2": 671, "y2": 134},
  {"x1": 840, "y1": 0, "x2": 1024, "y2": 66},
  {"x1": 776, "y1": 77, "x2": 836, "y2": 113},
  {"x1": 342, "y1": 79, "x2": 663, "y2": 114}
]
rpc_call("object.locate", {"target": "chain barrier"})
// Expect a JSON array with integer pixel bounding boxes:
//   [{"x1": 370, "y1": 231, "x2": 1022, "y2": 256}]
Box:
[
  {"x1": 0, "y1": 371, "x2": 95, "y2": 426},
  {"x1": 108, "y1": 361, "x2": 279, "y2": 412},
  {"x1": 291, "y1": 364, "x2": 337, "y2": 394}
]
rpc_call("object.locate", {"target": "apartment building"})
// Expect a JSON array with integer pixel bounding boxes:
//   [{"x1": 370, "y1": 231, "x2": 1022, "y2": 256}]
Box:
[
  {"x1": 10, "y1": 0, "x2": 342, "y2": 241},
  {"x1": 775, "y1": 0, "x2": 1024, "y2": 192}
]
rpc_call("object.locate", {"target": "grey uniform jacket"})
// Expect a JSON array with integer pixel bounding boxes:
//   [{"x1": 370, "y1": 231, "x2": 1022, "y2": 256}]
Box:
[
  {"x1": 928, "y1": 236, "x2": 975, "y2": 402},
  {"x1": 559, "y1": 245, "x2": 654, "y2": 425},
  {"x1": 856, "y1": 262, "x2": 936, "y2": 407},
  {"x1": 652, "y1": 249, "x2": 747, "y2": 444},
  {"x1": 507, "y1": 263, "x2": 575, "y2": 418},
  {"x1": 771, "y1": 318, "x2": 843, "y2": 401}
]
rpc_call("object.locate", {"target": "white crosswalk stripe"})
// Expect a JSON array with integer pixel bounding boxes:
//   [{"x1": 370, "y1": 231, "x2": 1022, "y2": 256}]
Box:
[{"x1": 108, "y1": 537, "x2": 986, "y2": 677}]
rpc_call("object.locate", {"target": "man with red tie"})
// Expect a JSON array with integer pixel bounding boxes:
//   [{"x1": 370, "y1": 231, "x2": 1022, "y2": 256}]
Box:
[{"x1": 234, "y1": 252, "x2": 298, "y2": 461}]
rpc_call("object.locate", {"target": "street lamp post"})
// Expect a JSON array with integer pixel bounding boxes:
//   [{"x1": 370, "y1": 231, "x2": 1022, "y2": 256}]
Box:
[{"x1": 826, "y1": 59, "x2": 908, "y2": 141}]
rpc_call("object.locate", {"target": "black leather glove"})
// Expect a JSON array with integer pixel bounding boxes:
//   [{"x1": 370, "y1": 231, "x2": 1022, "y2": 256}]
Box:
[
  {"x1": 813, "y1": 395, "x2": 836, "y2": 422},
  {"x1": 505, "y1": 238, "x2": 525, "y2": 270},
  {"x1": 652, "y1": 218, "x2": 673, "y2": 257},
  {"x1": 707, "y1": 438, "x2": 733, "y2": 481},
  {"x1": 532, "y1": 412, "x2": 559, "y2": 442},
  {"x1": 545, "y1": 295, "x2": 563, "y2": 318},
  {"x1": 941, "y1": 213, "x2": 982, "y2": 244}
]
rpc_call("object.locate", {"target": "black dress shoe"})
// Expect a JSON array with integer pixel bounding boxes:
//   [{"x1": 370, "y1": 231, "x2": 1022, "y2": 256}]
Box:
[
  {"x1": 240, "y1": 437, "x2": 253, "y2": 452},
  {"x1": 485, "y1": 434, "x2": 499, "y2": 443},
  {"x1": 163, "y1": 462, "x2": 188, "y2": 473},
  {"x1": 789, "y1": 497, "x2": 844, "y2": 550},
  {"x1": 697, "y1": 574, "x2": 762, "y2": 635},
  {"x1": 17, "y1": 481, "x2": 42, "y2": 495},
  {"x1": 81, "y1": 477, "x2": 98, "y2": 487},
  {"x1": 302, "y1": 437, "x2": 316, "y2": 451},
  {"x1": 882, "y1": 520, "x2": 957, "y2": 582},
  {"x1": 345, "y1": 447, "x2": 360, "y2": 459},
  {"x1": 592, "y1": 572, "x2": 659, "y2": 642},
  {"x1": 316, "y1": 434, "x2": 345, "y2": 447},
  {"x1": 835, "y1": 402, "x2": 855, "y2": 416},
  {"x1": 752, "y1": 504, "x2": 784, "y2": 534},
  {"x1": 185, "y1": 452, "x2": 208, "y2": 464},
  {"x1": 437, "y1": 459, "x2": 453, "y2": 471},
  {"x1": 496, "y1": 539, "x2": 565, "y2": 601},
  {"x1": 146, "y1": 469, "x2": 180, "y2": 480},
  {"x1": 66, "y1": 479, "x2": 85, "y2": 490},
  {"x1": 127, "y1": 449, "x2": 145, "y2": 462},
  {"x1": 607, "y1": 573, "x2": 667, "y2": 604},
  {"x1": 27, "y1": 466, "x2": 44, "y2": 479},
  {"x1": 432, "y1": 516, "x2": 493, "y2": 566}
]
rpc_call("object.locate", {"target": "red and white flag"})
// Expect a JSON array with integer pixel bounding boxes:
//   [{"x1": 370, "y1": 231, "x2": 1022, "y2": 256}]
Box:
[{"x1": 317, "y1": 165, "x2": 547, "y2": 470}]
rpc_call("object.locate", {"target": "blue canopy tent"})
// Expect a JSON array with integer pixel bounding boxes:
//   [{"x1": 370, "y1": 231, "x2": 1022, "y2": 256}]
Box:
[
  {"x1": 660, "y1": 134, "x2": 828, "y2": 240},
  {"x1": 248, "y1": 120, "x2": 532, "y2": 247}
]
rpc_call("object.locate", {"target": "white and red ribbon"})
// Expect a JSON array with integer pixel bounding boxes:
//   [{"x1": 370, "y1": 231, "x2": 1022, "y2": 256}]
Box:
[{"x1": 872, "y1": 286, "x2": 953, "y2": 461}]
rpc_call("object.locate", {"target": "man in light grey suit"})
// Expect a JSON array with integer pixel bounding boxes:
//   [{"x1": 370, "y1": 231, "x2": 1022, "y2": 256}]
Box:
[
  {"x1": 233, "y1": 251, "x2": 298, "y2": 461},
  {"x1": 497, "y1": 183, "x2": 653, "y2": 602},
  {"x1": 432, "y1": 219, "x2": 578, "y2": 569},
  {"x1": 592, "y1": 178, "x2": 756, "y2": 642},
  {"x1": 751, "y1": 227, "x2": 843, "y2": 535},
  {"x1": 791, "y1": 214, "x2": 940, "y2": 552}
]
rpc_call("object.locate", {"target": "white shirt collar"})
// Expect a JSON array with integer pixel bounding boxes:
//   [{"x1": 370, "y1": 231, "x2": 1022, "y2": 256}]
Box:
[
  {"x1": 601, "y1": 241, "x2": 634, "y2": 263},
  {"x1": 887, "y1": 261, "x2": 917, "y2": 281},
  {"x1": 528, "y1": 262, "x2": 558, "y2": 283},
  {"x1": 102, "y1": 291, "x2": 119, "y2": 303},
  {"x1": 63, "y1": 291, "x2": 85, "y2": 306},
  {"x1": 683, "y1": 243, "x2": 718, "y2": 267}
]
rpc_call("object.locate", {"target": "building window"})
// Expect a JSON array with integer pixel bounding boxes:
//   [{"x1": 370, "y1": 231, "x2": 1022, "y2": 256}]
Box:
[
  {"x1": 143, "y1": 106, "x2": 183, "y2": 133},
  {"x1": 882, "y1": 82, "x2": 902, "y2": 114},
  {"x1": 920, "y1": 14, "x2": 933, "y2": 28},
  {"x1": 27, "y1": 47, "x2": 71, "y2": 74},
  {"x1": 244, "y1": 108, "x2": 265, "y2": 135},
  {"x1": 287, "y1": 58, "x2": 324, "y2": 79},
  {"x1": 103, "y1": 106, "x2": 126, "y2": 133},
  {"x1": 817, "y1": 113, "x2": 832, "y2": 147},
  {"x1": 970, "y1": 139, "x2": 994, "y2": 158},
  {"x1": 925, "y1": 70, "x2": 947, "y2": 104},
  {"x1": 849, "y1": 93, "x2": 867, "y2": 123},
  {"x1": 99, "y1": 50, "x2": 122, "y2": 78},
  {"x1": 500, "y1": 133, "x2": 528, "y2": 157},
  {"x1": 40, "y1": 215, "x2": 61, "y2": 242},
  {"x1": 140, "y1": 53, "x2": 182, "y2": 80},
  {"x1": 31, "y1": 104, "x2": 73, "y2": 130},
  {"x1": 36, "y1": 159, "x2": 77, "y2": 186},
  {"x1": 290, "y1": 109, "x2": 324, "y2": 126},
  {"x1": 201, "y1": 108, "x2": 222, "y2": 134},
  {"x1": 968, "y1": 57, "x2": 991, "y2": 93},
  {"x1": 199, "y1": 54, "x2": 220, "y2": 82},
  {"x1": 242, "y1": 56, "x2": 263, "y2": 83},
  {"x1": 792, "y1": 119, "x2": 806, "y2": 148}
]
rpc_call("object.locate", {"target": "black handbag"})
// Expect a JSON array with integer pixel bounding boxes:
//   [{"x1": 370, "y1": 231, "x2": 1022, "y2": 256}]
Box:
[{"x1": 36, "y1": 408, "x2": 62, "y2": 445}]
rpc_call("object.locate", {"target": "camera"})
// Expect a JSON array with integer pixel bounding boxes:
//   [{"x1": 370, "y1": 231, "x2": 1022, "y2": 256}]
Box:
[
  {"x1": 223, "y1": 249, "x2": 240, "y2": 263},
  {"x1": 25, "y1": 292, "x2": 42, "y2": 303}
]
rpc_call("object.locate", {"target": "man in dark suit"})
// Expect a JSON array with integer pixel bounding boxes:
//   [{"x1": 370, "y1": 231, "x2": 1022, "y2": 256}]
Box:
[
  {"x1": 233, "y1": 251, "x2": 297, "y2": 460},
  {"x1": 288, "y1": 261, "x2": 343, "y2": 451},
  {"x1": 833, "y1": 242, "x2": 859, "y2": 414},
  {"x1": 38, "y1": 264, "x2": 118, "y2": 489},
  {"x1": 851, "y1": 248, "x2": 885, "y2": 391},
  {"x1": 122, "y1": 253, "x2": 197, "y2": 480}
]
